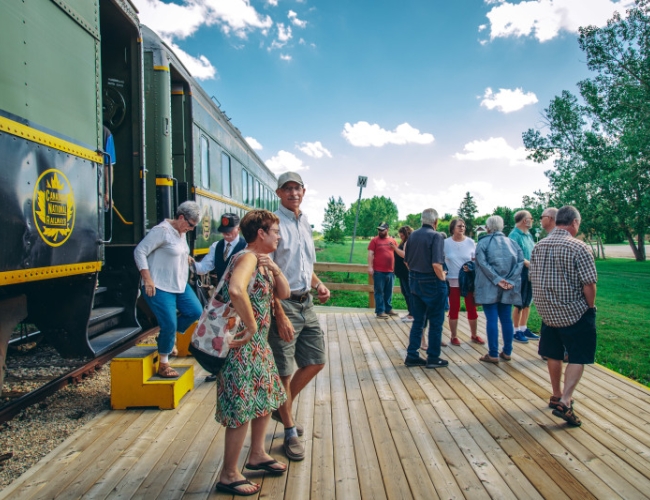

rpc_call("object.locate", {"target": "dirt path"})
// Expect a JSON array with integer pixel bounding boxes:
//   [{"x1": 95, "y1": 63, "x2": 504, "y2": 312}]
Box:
[{"x1": 600, "y1": 244, "x2": 635, "y2": 259}]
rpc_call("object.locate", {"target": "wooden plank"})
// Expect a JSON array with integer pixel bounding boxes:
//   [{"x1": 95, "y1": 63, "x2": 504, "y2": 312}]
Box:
[
  {"x1": 337, "y1": 314, "x2": 387, "y2": 500},
  {"x1": 309, "y1": 314, "x2": 335, "y2": 500},
  {"x1": 0, "y1": 410, "x2": 127, "y2": 500},
  {"x1": 515, "y1": 398, "x2": 650, "y2": 500},
  {"x1": 30, "y1": 411, "x2": 144, "y2": 500},
  {"x1": 321, "y1": 282, "x2": 400, "y2": 295},
  {"x1": 326, "y1": 314, "x2": 362, "y2": 500},
  {"x1": 314, "y1": 263, "x2": 367, "y2": 273},
  {"x1": 368, "y1": 315, "x2": 490, "y2": 499},
  {"x1": 352, "y1": 314, "x2": 420, "y2": 499}
]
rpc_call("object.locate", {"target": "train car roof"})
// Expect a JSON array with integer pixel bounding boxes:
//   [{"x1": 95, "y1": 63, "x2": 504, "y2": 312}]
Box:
[{"x1": 140, "y1": 25, "x2": 277, "y2": 183}]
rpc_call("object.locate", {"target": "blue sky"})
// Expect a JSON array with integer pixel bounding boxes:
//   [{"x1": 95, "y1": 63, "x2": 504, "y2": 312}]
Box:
[{"x1": 134, "y1": 0, "x2": 633, "y2": 229}]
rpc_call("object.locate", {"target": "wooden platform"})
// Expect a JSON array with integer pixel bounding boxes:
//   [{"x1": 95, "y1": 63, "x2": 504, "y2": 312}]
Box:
[{"x1": 2, "y1": 310, "x2": 650, "y2": 499}]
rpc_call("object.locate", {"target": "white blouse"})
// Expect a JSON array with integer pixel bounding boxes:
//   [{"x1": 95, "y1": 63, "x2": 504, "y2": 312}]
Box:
[
  {"x1": 444, "y1": 236, "x2": 476, "y2": 287},
  {"x1": 134, "y1": 220, "x2": 190, "y2": 293}
]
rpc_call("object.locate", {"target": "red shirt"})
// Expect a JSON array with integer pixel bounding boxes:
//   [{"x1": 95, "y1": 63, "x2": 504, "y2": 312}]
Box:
[{"x1": 368, "y1": 236, "x2": 397, "y2": 272}]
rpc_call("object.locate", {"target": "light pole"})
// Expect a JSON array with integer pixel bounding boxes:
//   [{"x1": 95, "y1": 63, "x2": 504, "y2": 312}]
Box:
[{"x1": 348, "y1": 176, "x2": 367, "y2": 266}]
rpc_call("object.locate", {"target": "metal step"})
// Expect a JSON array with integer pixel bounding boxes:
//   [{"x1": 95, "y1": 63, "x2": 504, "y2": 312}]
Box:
[
  {"x1": 89, "y1": 326, "x2": 142, "y2": 356},
  {"x1": 93, "y1": 286, "x2": 108, "y2": 307},
  {"x1": 88, "y1": 307, "x2": 126, "y2": 339}
]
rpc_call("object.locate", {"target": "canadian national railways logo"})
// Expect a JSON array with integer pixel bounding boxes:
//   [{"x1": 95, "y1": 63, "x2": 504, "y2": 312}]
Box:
[{"x1": 33, "y1": 169, "x2": 75, "y2": 247}]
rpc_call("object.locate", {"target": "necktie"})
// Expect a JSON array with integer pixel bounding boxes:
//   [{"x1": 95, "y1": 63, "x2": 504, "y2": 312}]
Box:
[{"x1": 223, "y1": 242, "x2": 231, "y2": 261}]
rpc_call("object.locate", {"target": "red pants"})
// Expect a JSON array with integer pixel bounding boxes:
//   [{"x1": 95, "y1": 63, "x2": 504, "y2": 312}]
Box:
[{"x1": 448, "y1": 287, "x2": 478, "y2": 320}]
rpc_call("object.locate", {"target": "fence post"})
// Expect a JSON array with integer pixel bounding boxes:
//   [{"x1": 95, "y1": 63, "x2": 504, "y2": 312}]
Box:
[{"x1": 368, "y1": 273, "x2": 375, "y2": 309}]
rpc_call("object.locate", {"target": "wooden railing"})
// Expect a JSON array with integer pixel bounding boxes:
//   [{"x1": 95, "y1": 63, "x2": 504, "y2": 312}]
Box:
[{"x1": 313, "y1": 262, "x2": 401, "y2": 308}]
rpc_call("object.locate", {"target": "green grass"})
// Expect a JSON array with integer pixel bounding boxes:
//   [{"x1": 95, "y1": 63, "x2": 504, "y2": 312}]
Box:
[{"x1": 315, "y1": 240, "x2": 650, "y2": 386}]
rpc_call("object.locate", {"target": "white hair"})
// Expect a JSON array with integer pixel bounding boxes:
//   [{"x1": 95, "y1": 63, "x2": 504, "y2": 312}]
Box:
[
  {"x1": 485, "y1": 215, "x2": 504, "y2": 232},
  {"x1": 421, "y1": 208, "x2": 439, "y2": 226}
]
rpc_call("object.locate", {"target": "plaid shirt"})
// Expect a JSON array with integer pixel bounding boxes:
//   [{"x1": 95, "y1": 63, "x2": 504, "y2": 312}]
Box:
[{"x1": 530, "y1": 229, "x2": 597, "y2": 327}]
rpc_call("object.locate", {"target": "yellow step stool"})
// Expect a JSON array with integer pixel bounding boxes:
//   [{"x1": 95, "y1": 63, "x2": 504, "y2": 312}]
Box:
[
  {"x1": 174, "y1": 321, "x2": 196, "y2": 357},
  {"x1": 110, "y1": 345, "x2": 194, "y2": 410}
]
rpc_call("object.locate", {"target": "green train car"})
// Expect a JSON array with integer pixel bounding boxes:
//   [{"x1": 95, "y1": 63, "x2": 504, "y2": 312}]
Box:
[{"x1": 0, "y1": 0, "x2": 277, "y2": 370}]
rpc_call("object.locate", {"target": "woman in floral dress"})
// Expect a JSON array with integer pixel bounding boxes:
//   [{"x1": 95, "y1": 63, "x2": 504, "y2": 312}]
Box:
[{"x1": 213, "y1": 210, "x2": 290, "y2": 497}]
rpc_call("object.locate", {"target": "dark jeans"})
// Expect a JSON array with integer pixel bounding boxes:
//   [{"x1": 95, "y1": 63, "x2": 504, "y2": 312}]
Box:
[
  {"x1": 407, "y1": 271, "x2": 448, "y2": 360},
  {"x1": 373, "y1": 271, "x2": 394, "y2": 315},
  {"x1": 482, "y1": 302, "x2": 514, "y2": 358},
  {"x1": 397, "y1": 274, "x2": 412, "y2": 316}
]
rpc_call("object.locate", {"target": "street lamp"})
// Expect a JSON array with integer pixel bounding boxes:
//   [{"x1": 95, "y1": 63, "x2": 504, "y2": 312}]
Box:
[{"x1": 348, "y1": 176, "x2": 367, "y2": 266}]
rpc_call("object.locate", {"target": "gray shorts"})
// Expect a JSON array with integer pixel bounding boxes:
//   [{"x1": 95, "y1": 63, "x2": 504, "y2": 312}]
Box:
[{"x1": 268, "y1": 295, "x2": 326, "y2": 377}]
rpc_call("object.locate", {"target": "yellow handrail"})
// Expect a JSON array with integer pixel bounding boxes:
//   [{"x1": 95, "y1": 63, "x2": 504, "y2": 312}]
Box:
[{"x1": 112, "y1": 205, "x2": 133, "y2": 225}]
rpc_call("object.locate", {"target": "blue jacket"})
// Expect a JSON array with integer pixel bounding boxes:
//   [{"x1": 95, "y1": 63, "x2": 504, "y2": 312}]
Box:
[
  {"x1": 473, "y1": 232, "x2": 524, "y2": 305},
  {"x1": 458, "y1": 260, "x2": 475, "y2": 297}
]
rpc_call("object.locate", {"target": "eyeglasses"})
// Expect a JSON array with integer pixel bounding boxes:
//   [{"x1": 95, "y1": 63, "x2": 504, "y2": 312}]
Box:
[
  {"x1": 265, "y1": 228, "x2": 281, "y2": 235},
  {"x1": 185, "y1": 217, "x2": 197, "y2": 229},
  {"x1": 457, "y1": 225, "x2": 466, "y2": 228}
]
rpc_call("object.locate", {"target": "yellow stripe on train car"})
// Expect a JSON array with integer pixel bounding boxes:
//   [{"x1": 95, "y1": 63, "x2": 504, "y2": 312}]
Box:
[
  {"x1": 0, "y1": 262, "x2": 103, "y2": 286},
  {"x1": 0, "y1": 116, "x2": 103, "y2": 163}
]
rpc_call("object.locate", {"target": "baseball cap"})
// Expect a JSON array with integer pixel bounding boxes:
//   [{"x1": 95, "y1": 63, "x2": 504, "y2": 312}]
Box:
[
  {"x1": 218, "y1": 213, "x2": 240, "y2": 233},
  {"x1": 277, "y1": 171, "x2": 304, "y2": 189},
  {"x1": 377, "y1": 222, "x2": 389, "y2": 231}
]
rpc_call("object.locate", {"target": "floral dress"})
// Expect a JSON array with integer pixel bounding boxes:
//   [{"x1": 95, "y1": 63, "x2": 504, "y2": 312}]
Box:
[{"x1": 215, "y1": 251, "x2": 287, "y2": 428}]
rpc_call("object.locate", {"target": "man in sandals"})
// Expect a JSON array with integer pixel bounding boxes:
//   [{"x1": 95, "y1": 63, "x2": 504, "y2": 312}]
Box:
[
  {"x1": 268, "y1": 171, "x2": 330, "y2": 461},
  {"x1": 530, "y1": 206, "x2": 597, "y2": 427}
]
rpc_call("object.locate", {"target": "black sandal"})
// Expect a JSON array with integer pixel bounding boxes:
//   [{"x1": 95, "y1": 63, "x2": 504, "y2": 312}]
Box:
[
  {"x1": 552, "y1": 402, "x2": 582, "y2": 427},
  {"x1": 215, "y1": 479, "x2": 260, "y2": 496}
]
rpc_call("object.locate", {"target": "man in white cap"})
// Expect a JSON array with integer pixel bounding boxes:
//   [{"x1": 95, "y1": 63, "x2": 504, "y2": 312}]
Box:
[{"x1": 268, "y1": 171, "x2": 330, "y2": 461}]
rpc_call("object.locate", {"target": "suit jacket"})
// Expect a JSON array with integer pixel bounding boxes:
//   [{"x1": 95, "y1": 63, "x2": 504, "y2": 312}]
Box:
[{"x1": 195, "y1": 236, "x2": 247, "y2": 282}]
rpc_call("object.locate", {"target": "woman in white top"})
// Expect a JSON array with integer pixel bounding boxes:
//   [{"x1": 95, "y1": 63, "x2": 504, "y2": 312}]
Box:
[
  {"x1": 134, "y1": 201, "x2": 203, "y2": 377},
  {"x1": 444, "y1": 218, "x2": 483, "y2": 346}
]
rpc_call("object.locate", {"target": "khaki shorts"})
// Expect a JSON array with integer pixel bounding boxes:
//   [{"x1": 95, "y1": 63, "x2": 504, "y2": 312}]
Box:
[{"x1": 268, "y1": 296, "x2": 326, "y2": 377}]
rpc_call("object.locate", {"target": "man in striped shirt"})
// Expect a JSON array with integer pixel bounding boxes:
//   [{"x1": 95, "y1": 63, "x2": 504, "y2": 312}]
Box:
[{"x1": 530, "y1": 206, "x2": 597, "y2": 427}]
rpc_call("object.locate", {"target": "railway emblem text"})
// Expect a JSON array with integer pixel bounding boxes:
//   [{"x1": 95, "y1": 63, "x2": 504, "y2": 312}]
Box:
[{"x1": 33, "y1": 169, "x2": 76, "y2": 247}]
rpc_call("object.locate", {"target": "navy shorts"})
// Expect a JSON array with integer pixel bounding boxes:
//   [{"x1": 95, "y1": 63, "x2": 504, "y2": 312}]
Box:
[
  {"x1": 515, "y1": 266, "x2": 532, "y2": 309},
  {"x1": 538, "y1": 308, "x2": 597, "y2": 364}
]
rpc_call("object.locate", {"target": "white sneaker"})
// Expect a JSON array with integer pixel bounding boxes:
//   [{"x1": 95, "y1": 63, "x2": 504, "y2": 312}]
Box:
[{"x1": 402, "y1": 316, "x2": 414, "y2": 323}]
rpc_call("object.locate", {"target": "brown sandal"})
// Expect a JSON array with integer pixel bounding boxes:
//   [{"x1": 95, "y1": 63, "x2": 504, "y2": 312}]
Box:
[
  {"x1": 479, "y1": 353, "x2": 499, "y2": 364},
  {"x1": 499, "y1": 352, "x2": 511, "y2": 361},
  {"x1": 548, "y1": 395, "x2": 574, "y2": 409},
  {"x1": 552, "y1": 402, "x2": 582, "y2": 426},
  {"x1": 158, "y1": 362, "x2": 179, "y2": 378}
]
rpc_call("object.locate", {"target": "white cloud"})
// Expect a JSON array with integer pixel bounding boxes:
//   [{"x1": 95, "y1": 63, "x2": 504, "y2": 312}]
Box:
[
  {"x1": 342, "y1": 121, "x2": 435, "y2": 147},
  {"x1": 372, "y1": 178, "x2": 401, "y2": 193},
  {"x1": 277, "y1": 22, "x2": 292, "y2": 42},
  {"x1": 395, "y1": 181, "x2": 526, "y2": 220},
  {"x1": 480, "y1": 87, "x2": 538, "y2": 113},
  {"x1": 288, "y1": 10, "x2": 307, "y2": 27},
  {"x1": 245, "y1": 137, "x2": 263, "y2": 150},
  {"x1": 265, "y1": 150, "x2": 309, "y2": 174},
  {"x1": 164, "y1": 40, "x2": 216, "y2": 80},
  {"x1": 454, "y1": 137, "x2": 539, "y2": 166},
  {"x1": 484, "y1": 0, "x2": 634, "y2": 42},
  {"x1": 135, "y1": 0, "x2": 273, "y2": 40},
  {"x1": 280, "y1": 53, "x2": 292, "y2": 61},
  {"x1": 297, "y1": 141, "x2": 332, "y2": 158},
  {"x1": 373, "y1": 178, "x2": 387, "y2": 191},
  {"x1": 267, "y1": 0, "x2": 278, "y2": 5}
]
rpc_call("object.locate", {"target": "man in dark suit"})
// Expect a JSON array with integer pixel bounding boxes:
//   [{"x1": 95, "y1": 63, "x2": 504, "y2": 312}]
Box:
[{"x1": 194, "y1": 212, "x2": 246, "y2": 282}]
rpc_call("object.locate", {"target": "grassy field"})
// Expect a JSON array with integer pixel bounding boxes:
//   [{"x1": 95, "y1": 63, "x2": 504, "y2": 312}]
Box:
[{"x1": 315, "y1": 238, "x2": 650, "y2": 386}]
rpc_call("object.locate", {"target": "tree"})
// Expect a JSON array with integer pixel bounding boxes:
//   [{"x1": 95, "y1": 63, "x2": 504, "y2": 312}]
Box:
[
  {"x1": 523, "y1": 0, "x2": 650, "y2": 261},
  {"x1": 322, "y1": 196, "x2": 346, "y2": 243},
  {"x1": 404, "y1": 213, "x2": 421, "y2": 229},
  {"x1": 344, "y1": 196, "x2": 399, "y2": 238},
  {"x1": 457, "y1": 192, "x2": 478, "y2": 237}
]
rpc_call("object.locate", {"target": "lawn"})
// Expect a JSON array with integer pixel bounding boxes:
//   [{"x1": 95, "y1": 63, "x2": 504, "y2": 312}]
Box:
[{"x1": 315, "y1": 238, "x2": 650, "y2": 386}]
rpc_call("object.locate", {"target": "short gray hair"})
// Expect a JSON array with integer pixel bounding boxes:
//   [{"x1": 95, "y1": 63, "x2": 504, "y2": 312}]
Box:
[
  {"x1": 555, "y1": 205, "x2": 581, "y2": 226},
  {"x1": 514, "y1": 210, "x2": 531, "y2": 223},
  {"x1": 421, "y1": 208, "x2": 439, "y2": 226},
  {"x1": 175, "y1": 201, "x2": 201, "y2": 224},
  {"x1": 485, "y1": 215, "x2": 504, "y2": 232},
  {"x1": 543, "y1": 207, "x2": 558, "y2": 220}
]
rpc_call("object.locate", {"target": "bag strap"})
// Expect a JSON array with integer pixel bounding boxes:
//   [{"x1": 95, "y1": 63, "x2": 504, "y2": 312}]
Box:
[{"x1": 210, "y1": 249, "x2": 258, "y2": 298}]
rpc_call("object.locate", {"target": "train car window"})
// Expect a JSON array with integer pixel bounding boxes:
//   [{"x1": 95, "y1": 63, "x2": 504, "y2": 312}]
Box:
[
  {"x1": 221, "y1": 152, "x2": 231, "y2": 197},
  {"x1": 241, "y1": 169, "x2": 248, "y2": 204},
  {"x1": 200, "y1": 136, "x2": 210, "y2": 189},
  {"x1": 254, "y1": 179, "x2": 260, "y2": 207},
  {"x1": 248, "y1": 175, "x2": 254, "y2": 207}
]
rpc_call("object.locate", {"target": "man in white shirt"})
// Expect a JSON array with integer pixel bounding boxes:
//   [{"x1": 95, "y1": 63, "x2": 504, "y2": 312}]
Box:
[{"x1": 268, "y1": 172, "x2": 330, "y2": 462}]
